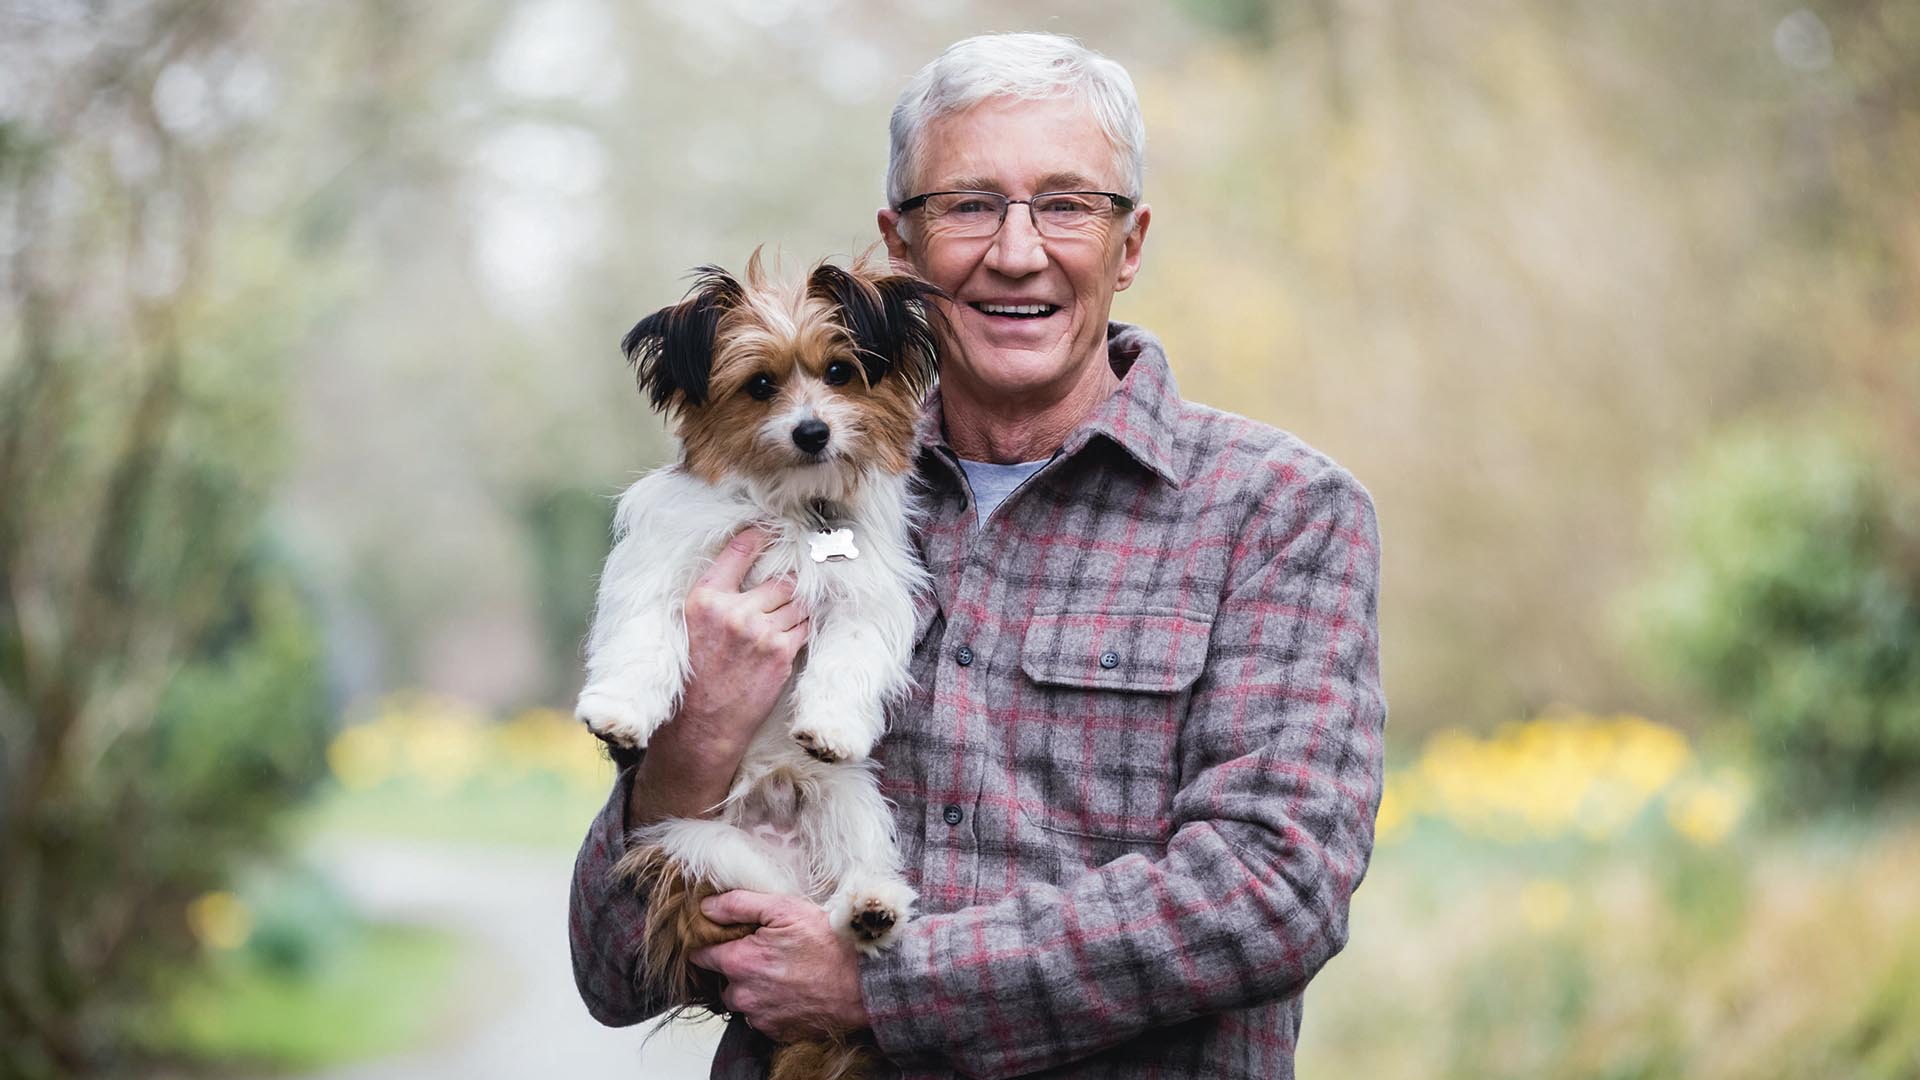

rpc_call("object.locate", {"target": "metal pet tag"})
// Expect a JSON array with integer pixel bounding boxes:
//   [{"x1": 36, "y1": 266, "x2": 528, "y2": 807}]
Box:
[{"x1": 809, "y1": 527, "x2": 860, "y2": 563}]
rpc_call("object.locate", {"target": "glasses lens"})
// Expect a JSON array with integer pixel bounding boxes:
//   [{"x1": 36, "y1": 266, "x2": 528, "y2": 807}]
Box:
[
  {"x1": 1030, "y1": 193, "x2": 1108, "y2": 238},
  {"x1": 924, "y1": 192, "x2": 1007, "y2": 237}
]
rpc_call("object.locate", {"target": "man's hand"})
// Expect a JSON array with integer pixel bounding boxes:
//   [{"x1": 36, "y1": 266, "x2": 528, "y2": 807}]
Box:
[
  {"x1": 627, "y1": 527, "x2": 809, "y2": 826},
  {"x1": 679, "y1": 527, "x2": 810, "y2": 742},
  {"x1": 689, "y1": 890, "x2": 869, "y2": 1042}
]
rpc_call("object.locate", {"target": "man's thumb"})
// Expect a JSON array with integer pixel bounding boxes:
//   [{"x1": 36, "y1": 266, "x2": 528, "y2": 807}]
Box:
[{"x1": 697, "y1": 527, "x2": 769, "y2": 591}]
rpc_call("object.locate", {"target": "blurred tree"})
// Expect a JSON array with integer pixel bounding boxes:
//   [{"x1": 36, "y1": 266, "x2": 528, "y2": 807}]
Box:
[
  {"x1": 0, "y1": 2, "x2": 432, "y2": 1073},
  {"x1": 519, "y1": 487, "x2": 614, "y2": 704},
  {"x1": 1794, "y1": 0, "x2": 1920, "y2": 534}
]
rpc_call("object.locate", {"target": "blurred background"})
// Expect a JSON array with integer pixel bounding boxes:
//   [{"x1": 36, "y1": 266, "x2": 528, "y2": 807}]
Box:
[{"x1": 1, "y1": 0, "x2": 1916, "y2": 1077}]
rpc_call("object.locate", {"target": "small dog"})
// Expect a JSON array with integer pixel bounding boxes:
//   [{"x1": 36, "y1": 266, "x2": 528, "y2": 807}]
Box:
[{"x1": 576, "y1": 251, "x2": 940, "y2": 1080}]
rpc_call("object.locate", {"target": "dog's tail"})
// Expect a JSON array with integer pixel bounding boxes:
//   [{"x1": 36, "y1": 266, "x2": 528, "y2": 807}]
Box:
[
  {"x1": 771, "y1": 1036, "x2": 885, "y2": 1080},
  {"x1": 615, "y1": 842, "x2": 753, "y2": 1010}
]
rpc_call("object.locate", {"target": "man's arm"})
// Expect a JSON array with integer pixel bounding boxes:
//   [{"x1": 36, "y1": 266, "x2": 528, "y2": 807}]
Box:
[
  {"x1": 569, "y1": 752, "x2": 657, "y2": 1026},
  {"x1": 859, "y1": 470, "x2": 1386, "y2": 1078},
  {"x1": 567, "y1": 528, "x2": 810, "y2": 1026}
]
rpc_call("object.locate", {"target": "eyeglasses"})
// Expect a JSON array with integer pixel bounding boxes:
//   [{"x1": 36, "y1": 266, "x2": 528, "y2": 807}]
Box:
[{"x1": 894, "y1": 190, "x2": 1136, "y2": 241}]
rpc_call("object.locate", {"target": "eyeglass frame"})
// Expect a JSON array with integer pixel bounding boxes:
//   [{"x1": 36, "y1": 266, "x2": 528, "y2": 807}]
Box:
[{"x1": 893, "y1": 189, "x2": 1138, "y2": 239}]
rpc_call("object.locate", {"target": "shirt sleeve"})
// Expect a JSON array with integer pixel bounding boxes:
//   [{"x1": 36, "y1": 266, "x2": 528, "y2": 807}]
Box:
[
  {"x1": 859, "y1": 469, "x2": 1387, "y2": 1079},
  {"x1": 568, "y1": 743, "x2": 670, "y2": 1028}
]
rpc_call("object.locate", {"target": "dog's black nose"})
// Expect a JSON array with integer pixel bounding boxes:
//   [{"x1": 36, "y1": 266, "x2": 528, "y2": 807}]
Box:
[{"x1": 792, "y1": 419, "x2": 830, "y2": 455}]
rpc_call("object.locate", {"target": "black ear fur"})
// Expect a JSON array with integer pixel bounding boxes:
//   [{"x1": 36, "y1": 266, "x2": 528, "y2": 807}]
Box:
[
  {"x1": 622, "y1": 266, "x2": 742, "y2": 411},
  {"x1": 808, "y1": 263, "x2": 946, "y2": 398}
]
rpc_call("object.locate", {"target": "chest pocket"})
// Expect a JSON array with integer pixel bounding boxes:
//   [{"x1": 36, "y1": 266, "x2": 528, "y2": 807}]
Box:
[{"x1": 1015, "y1": 610, "x2": 1211, "y2": 860}]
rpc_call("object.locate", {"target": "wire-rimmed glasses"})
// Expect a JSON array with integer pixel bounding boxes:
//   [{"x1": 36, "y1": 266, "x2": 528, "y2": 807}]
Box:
[{"x1": 894, "y1": 190, "x2": 1136, "y2": 241}]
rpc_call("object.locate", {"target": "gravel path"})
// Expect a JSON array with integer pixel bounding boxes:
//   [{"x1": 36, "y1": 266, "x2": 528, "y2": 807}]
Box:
[{"x1": 302, "y1": 838, "x2": 723, "y2": 1080}]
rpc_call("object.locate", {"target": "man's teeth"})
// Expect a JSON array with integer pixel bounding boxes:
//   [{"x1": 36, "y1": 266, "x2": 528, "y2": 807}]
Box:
[{"x1": 976, "y1": 303, "x2": 1056, "y2": 316}]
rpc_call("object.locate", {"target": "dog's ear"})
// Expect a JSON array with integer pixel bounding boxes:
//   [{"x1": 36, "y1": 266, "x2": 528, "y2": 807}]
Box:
[
  {"x1": 808, "y1": 262, "x2": 946, "y2": 399},
  {"x1": 622, "y1": 266, "x2": 743, "y2": 412}
]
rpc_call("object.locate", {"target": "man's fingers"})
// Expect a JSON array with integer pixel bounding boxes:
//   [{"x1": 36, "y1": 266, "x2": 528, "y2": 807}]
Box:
[
  {"x1": 769, "y1": 601, "x2": 810, "y2": 633},
  {"x1": 702, "y1": 889, "x2": 791, "y2": 928},
  {"x1": 698, "y1": 528, "x2": 770, "y2": 592},
  {"x1": 688, "y1": 938, "x2": 741, "y2": 973},
  {"x1": 742, "y1": 575, "x2": 798, "y2": 613}
]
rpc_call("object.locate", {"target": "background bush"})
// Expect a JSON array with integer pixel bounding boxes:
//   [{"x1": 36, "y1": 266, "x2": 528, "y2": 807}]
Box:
[{"x1": 1629, "y1": 425, "x2": 1920, "y2": 809}]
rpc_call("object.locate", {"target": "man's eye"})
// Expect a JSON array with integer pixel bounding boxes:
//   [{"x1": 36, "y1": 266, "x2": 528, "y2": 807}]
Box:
[
  {"x1": 1036, "y1": 195, "x2": 1098, "y2": 216},
  {"x1": 745, "y1": 373, "x2": 777, "y2": 400},
  {"x1": 824, "y1": 361, "x2": 857, "y2": 387},
  {"x1": 949, "y1": 199, "x2": 997, "y2": 215}
]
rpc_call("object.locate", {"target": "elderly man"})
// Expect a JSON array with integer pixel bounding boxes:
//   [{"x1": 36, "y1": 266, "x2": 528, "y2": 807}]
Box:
[{"x1": 571, "y1": 32, "x2": 1386, "y2": 1080}]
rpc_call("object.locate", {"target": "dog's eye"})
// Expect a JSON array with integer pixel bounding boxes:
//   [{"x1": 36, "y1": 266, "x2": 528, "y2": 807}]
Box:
[
  {"x1": 745, "y1": 373, "x2": 777, "y2": 401},
  {"x1": 823, "y1": 361, "x2": 857, "y2": 387}
]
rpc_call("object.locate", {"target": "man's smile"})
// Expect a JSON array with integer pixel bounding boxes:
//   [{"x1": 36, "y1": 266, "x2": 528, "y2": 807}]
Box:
[{"x1": 969, "y1": 301, "x2": 1062, "y2": 319}]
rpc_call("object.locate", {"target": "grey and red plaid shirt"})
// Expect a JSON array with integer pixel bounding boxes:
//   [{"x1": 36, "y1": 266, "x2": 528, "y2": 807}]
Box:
[{"x1": 571, "y1": 323, "x2": 1387, "y2": 1079}]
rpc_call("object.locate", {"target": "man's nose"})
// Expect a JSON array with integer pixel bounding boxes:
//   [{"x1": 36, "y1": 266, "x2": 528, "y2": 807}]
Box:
[
  {"x1": 985, "y1": 204, "x2": 1048, "y2": 276},
  {"x1": 792, "y1": 418, "x2": 830, "y2": 455}
]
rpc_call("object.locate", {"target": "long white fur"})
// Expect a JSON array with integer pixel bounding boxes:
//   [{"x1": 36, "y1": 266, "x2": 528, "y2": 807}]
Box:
[{"x1": 576, "y1": 457, "x2": 923, "y2": 951}]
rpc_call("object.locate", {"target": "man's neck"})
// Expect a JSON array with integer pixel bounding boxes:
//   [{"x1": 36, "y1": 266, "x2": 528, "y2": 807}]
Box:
[{"x1": 941, "y1": 357, "x2": 1120, "y2": 464}]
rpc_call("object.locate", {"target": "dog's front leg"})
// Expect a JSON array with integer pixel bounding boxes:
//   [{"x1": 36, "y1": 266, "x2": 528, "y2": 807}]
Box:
[
  {"x1": 577, "y1": 606, "x2": 688, "y2": 748},
  {"x1": 575, "y1": 522, "x2": 691, "y2": 749},
  {"x1": 785, "y1": 610, "x2": 905, "y2": 764}
]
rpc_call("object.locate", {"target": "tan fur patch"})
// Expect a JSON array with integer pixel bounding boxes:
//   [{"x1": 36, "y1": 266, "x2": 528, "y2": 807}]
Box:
[
  {"x1": 615, "y1": 844, "x2": 752, "y2": 1010},
  {"x1": 770, "y1": 1036, "x2": 885, "y2": 1080}
]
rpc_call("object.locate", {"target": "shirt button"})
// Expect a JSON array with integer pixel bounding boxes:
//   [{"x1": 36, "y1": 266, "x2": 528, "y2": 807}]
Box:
[
  {"x1": 1099, "y1": 650, "x2": 1120, "y2": 669},
  {"x1": 955, "y1": 645, "x2": 974, "y2": 667},
  {"x1": 943, "y1": 804, "x2": 964, "y2": 826}
]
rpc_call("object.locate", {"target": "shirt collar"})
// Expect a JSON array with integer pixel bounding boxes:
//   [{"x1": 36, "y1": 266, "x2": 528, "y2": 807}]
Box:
[{"x1": 914, "y1": 321, "x2": 1184, "y2": 488}]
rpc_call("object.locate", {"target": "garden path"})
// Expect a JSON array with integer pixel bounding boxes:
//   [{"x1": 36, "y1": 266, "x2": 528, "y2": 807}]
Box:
[{"x1": 302, "y1": 838, "x2": 724, "y2": 1080}]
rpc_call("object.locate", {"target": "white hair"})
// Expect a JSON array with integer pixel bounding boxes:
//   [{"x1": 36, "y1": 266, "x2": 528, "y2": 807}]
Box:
[{"x1": 885, "y1": 33, "x2": 1147, "y2": 210}]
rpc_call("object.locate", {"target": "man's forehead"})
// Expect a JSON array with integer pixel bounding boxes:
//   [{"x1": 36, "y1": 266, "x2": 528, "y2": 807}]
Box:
[
  {"x1": 937, "y1": 170, "x2": 1104, "y2": 194},
  {"x1": 916, "y1": 97, "x2": 1123, "y2": 192}
]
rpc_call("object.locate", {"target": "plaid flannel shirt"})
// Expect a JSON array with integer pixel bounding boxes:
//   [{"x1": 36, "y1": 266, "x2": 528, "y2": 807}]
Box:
[{"x1": 570, "y1": 323, "x2": 1387, "y2": 1079}]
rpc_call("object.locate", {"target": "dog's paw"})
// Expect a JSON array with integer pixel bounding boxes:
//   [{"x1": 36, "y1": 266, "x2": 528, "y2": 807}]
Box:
[
  {"x1": 575, "y1": 692, "x2": 667, "y2": 749},
  {"x1": 828, "y1": 879, "x2": 915, "y2": 954},
  {"x1": 789, "y1": 719, "x2": 873, "y2": 764}
]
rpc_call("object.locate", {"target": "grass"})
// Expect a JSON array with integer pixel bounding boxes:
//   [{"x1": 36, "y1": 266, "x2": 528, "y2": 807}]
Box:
[
  {"x1": 295, "y1": 770, "x2": 613, "y2": 852},
  {"x1": 141, "y1": 921, "x2": 467, "y2": 1072}
]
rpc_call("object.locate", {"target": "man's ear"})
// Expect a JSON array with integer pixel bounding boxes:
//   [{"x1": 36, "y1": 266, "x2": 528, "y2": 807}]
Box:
[
  {"x1": 1113, "y1": 203, "x2": 1151, "y2": 293},
  {"x1": 622, "y1": 267, "x2": 742, "y2": 412},
  {"x1": 878, "y1": 208, "x2": 917, "y2": 275},
  {"x1": 808, "y1": 261, "x2": 946, "y2": 398}
]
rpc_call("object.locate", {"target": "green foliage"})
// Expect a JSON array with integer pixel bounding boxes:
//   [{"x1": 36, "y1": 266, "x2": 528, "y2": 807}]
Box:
[
  {"x1": 137, "y1": 865, "x2": 463, "y2": 1073},
  {"x1": 0, "y1": 558, "x2": 333, "y2": 1078},
  {"x1": 520, "y1": 488, "x2": 616, "y2": 702},
  {"x1": 1628, "y1": 426, "x2": 1920, "y2": 809},
  {"x1": 145, "y1": 568, "x2": 333, "y2": 840}
]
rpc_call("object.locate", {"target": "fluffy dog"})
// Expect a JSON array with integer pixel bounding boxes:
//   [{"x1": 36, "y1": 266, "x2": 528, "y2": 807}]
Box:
[{"x1": 576, "y1": 251, "x2": 940, "y2": 1080}]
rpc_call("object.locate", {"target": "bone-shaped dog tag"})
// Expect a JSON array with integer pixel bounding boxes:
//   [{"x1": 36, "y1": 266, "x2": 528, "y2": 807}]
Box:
[{"x1": 809, "y1": 527, "x2": 860, "y2": 563}]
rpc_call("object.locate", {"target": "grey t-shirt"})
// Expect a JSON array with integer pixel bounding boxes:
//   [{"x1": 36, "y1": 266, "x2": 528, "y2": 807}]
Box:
[{"x1": 958, "y1": 456, "x2": 1049, "y2": 526}]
